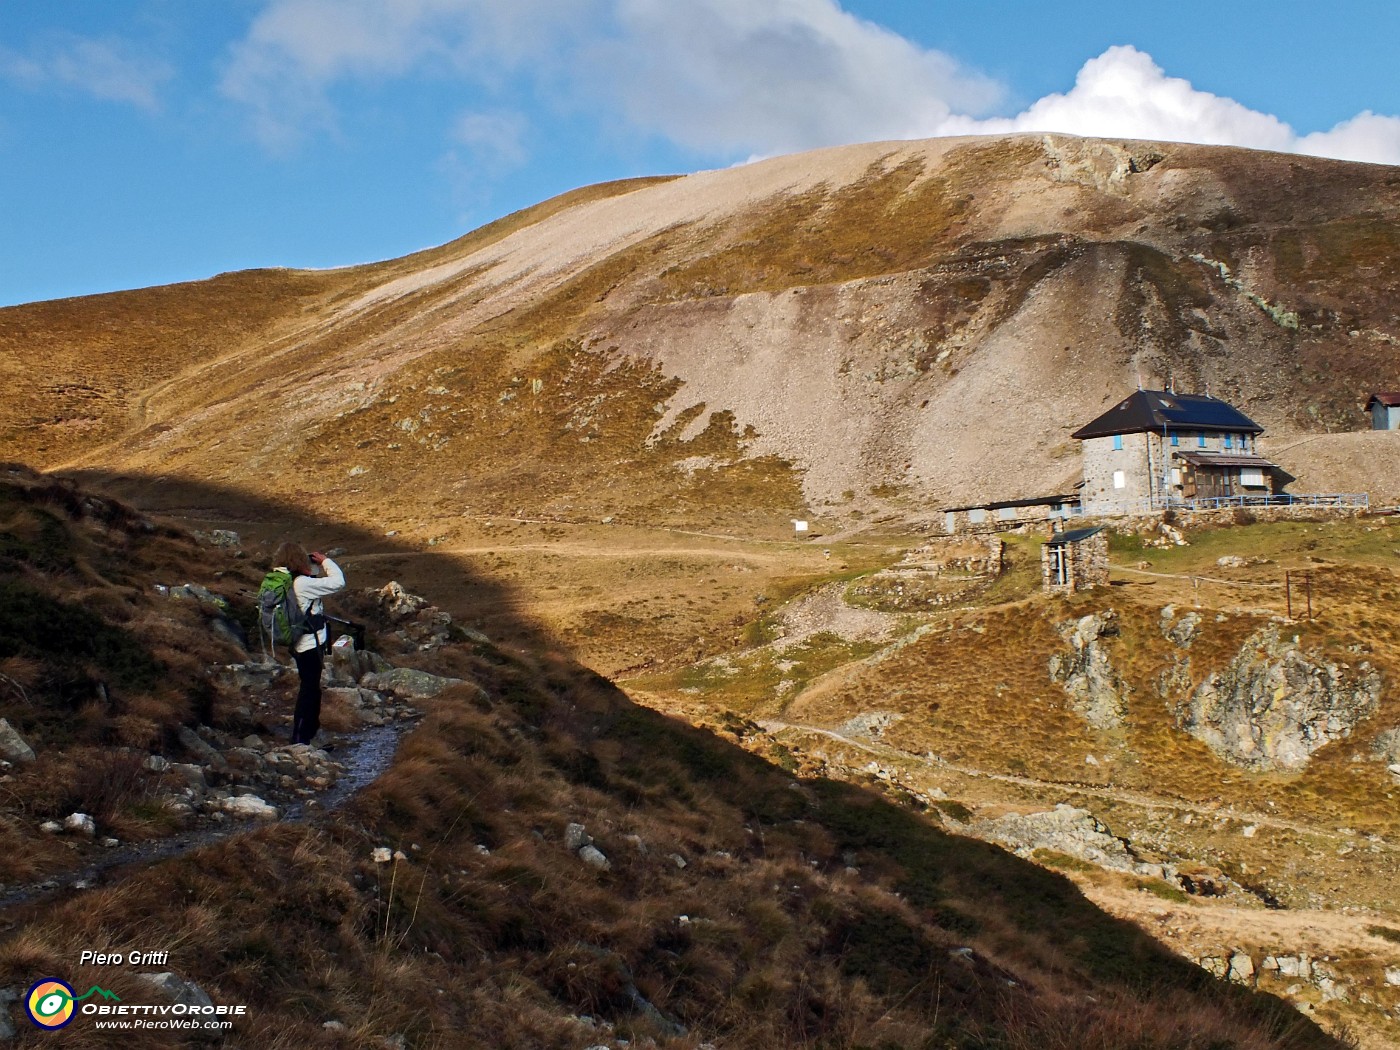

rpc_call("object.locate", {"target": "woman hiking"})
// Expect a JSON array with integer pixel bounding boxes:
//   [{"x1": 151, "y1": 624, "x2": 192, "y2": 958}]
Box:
[{"x1": 271, "y1": 542, "x2": 345, "y2": 745}]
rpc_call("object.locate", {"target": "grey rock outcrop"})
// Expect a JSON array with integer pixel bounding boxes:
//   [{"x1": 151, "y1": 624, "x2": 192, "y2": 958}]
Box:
[
  {"x1": 360, "y1": 667, "x2": 469, "y2": 700},
  {"x1": 378, "y1": 581, "x2": 429, "y2": 619},
  {"x1": 0, "y1": 987, "x2": 17, "y2": 1039},
  {"x1": 1159, "y1": 606, "x2": 1201, "y2": 649},
  {"x1": 0, "y1": 719, "x2": 36, "y2": 764},
  {"x1": 970, "y1": 804, "x2": 1138, "y2": 872},
  {"x1": 1372, "y1": 727, "x2": 1400, "y2": 764},
  {"x1": 177, "y1": 726, "x2": 227, "y2": 770},
  {"x1": 564, "y1": 823, "x2": 593, "y2": 851},
  {"x1": 136, "y1": 972, "x2": 215, "y2": 1012},
  {"x1": 214, "y1": 662, "x2": 283, "y2": 693},
  {"x1": 1176, "y1": 625, "x2": 1382, "y2": 769},
  {"x1": 1048, "y1": 610, "x2": 1130, "y2": 729}
]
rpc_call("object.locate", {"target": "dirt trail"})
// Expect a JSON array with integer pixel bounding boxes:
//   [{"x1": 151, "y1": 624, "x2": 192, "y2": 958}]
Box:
[
  {"x1": 760, "y1": 718, "x2": 1387, "y2": 849},
  {"x1": 351, "y1": 543, "x2": 792, "y2": 563}
]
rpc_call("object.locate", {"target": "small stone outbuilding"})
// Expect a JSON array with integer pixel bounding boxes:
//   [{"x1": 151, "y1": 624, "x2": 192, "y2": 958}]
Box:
[
  {"x1": 1367, "y1": 392, "x2": 1400, "y2": 430},
  {"x1": 1042, "y1": 526, "x2": 1109, "y2": 595}
]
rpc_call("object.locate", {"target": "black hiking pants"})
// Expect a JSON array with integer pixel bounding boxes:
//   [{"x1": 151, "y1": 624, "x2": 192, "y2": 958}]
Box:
[{"x1": 291, "y1": 645, "x2": 323, "y2": 745}]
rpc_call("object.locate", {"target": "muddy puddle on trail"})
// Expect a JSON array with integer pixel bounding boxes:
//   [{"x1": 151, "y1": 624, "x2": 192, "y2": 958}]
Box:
[{"x1": 0, "y1": 724, "x2": 407, "y2": 912}]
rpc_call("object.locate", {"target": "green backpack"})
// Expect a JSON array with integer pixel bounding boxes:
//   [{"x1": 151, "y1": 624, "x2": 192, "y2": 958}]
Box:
[{"x1": 257, "y1": 569, "x2": 311, "y2": 654}]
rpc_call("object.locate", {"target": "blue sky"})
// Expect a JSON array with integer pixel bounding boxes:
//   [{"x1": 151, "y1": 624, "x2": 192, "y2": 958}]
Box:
[{"x1": 2, "y1": 1, "x2": 1398, "y2": 308}]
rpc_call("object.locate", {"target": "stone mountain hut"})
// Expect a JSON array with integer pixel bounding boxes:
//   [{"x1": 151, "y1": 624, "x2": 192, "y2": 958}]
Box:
[{"x1": 1072, "y1": 389, "x2": 1275, "y2": 515}]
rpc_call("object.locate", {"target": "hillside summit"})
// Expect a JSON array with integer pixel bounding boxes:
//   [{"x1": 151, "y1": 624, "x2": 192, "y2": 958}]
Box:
[{"x1": 3, "y1": 133, "x2": 1400, "y2": 531}]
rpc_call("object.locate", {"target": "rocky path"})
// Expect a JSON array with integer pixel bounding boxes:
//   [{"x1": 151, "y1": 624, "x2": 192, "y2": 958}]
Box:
[
  {"x1": 0, "y1": 722, "x2": 411, "y2": 912},
  {"x1": 0, "y1": 580, "x2": 468, "y2": 915}
]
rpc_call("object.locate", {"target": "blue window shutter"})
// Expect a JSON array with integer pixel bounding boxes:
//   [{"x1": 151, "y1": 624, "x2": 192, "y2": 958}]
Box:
[
  {"x1": 1170, "y1": 431, "x2": 1179, "y2": 446},
  {"x1": 1113, "y1": 434, "x2": 1123, "y2": 450}
]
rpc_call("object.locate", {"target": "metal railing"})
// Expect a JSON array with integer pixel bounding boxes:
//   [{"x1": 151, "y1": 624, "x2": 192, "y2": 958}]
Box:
[
  {"x1": 1161, "y1": 492, "x2": 1369, "y2": 512},
  {"x1": 1084, "y1": 493, "x2": 1370, "y2": 516}
]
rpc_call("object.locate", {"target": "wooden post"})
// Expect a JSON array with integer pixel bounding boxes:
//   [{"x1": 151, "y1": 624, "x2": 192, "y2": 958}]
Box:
[
  {"x1": 1286, "y1": 571, "x2": 1292, "y2": 619},
  {"x1": 1306, "y1": 572, "x2": 1313, "y2": 621}
]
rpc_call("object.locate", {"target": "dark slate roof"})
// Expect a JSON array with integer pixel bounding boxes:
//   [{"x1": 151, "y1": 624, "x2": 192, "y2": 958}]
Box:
[
  {"x1": 1368, "y1": 392, "x2": 1400, "y2": 408},
  {"x1": 1071, "y1": 390, "x2": 1263, "y2": 440},
  {"x1": 1045, "y1": 526, "x2": 1105, "y2": 547},
  {"x1": 942, "y1": 492, "x2": 1080, "y2": 513}
]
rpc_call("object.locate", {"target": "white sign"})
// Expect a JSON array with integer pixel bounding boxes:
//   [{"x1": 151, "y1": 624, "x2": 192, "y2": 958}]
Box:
[{"x1": 792, "y1": 520, "x2": 809, "y2": 533}]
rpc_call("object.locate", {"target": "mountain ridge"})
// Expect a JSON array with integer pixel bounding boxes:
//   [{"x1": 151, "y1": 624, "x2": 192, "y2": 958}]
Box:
[{"x1": 5, "y1": 133, "x2": 1400, "y2": 529}]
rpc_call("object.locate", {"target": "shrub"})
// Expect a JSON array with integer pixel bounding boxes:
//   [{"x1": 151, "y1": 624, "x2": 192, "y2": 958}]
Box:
[{"x1": 0, "y1": 580, "x2": 162, "y2": 705}]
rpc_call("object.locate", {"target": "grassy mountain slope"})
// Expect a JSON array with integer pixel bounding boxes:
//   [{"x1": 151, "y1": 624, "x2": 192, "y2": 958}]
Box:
[
  {"x1": 3, "y1": 135, "x2": 1399, "y2": 535},
  {"x1": 0, "y1": 466, "x2": 1346, "y2": 1049},
  {"x1": 624, "y1": 514, "x2": 1400, "y2": 1046}
]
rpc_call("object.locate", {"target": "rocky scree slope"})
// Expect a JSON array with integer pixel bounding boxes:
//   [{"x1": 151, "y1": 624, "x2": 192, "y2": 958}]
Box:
[
  {"x1": 3, "y1": 135, "x2": 1400, "y2": 533},
  {"x1": 0, "y1": 467, "x2": 1347, "y2": 1049}
]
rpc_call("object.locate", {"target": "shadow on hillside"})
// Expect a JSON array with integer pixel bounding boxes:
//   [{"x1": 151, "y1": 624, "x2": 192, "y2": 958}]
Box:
[
  {"x1": 63, "y1": 469, "x2": 552, "y2": 655},
  {"x1": 23, "y1": 468, "x2": 1338, "y2": 1047}
]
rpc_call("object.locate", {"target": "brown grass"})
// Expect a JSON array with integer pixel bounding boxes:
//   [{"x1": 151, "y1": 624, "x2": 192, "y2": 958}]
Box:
[{"x1": 0, "y1": 470, "x2": 1350, "y2": 1049}]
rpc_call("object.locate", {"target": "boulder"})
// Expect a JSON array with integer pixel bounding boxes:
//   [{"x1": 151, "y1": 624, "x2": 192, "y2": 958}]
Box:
[
  {"x1": 1228, "y1": 953, "x2": 1255, "y2": 984},
  {"x1": 329, "y1": 636, "x2": 364, "y2": 684},
  {"x1": 177, "y1": 726, "x2": 226, "y2": 769},
  {"x1": 64, "y1": 812, "x2": 96, "y2": 837},
  {"x1": 166, "y1": 583, "x2": 228, "y2": 610},
  {"x1": 377, "y1": 581, "x2": 428, "y2": 619},
  {"x1": 215, "y1": 662, "x2": 284, "y2": 693},
  {"x1": 360, "y1": 667, "x2": 469, "y2": 700},
  {"x1": 169, "y1": 763, "x2": 208, "y2": 793},
  {"x1": 579, "y1": 845, "x2": 611, "y2": 871},
  {"x1": 216, "y1": 795, "x2": 279, "y2": 821},
  {"x1": 0, "y1": 719, "x2": 35, "y2": 764},
  {"x1": 0, "y1": 988, "x2": 16, "y2": 1040},
  {"x1": 136, "y1": 972, "x2": 215, "y2": 1011},
  {"x1": 565, "y1": 823, "x2": 593, "y2": 850},
  {"x1": 223, "y1": 748, "x2": 265, "y2": 774},
  {"x1": 210, "y1": 617, "x2": 248, "y2": 651}
]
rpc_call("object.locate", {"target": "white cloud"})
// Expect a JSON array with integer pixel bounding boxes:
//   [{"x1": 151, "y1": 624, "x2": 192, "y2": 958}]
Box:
[
  {"x1": 220, "y1": 0, "x2": 996, "y2": 154},
  {"x1": 589, "y1": 0, "x2": 1001, "y2": 156},
  {"x1": 451, "y1": 110, "x2": 528, "y2": 169},
  {"x1": 1296, "y1": 111, "x2": 1400, "y2": 166},
  {"x1": 935, "y1": 46, "x2": 1400, "y2": 166},
  {"x1": 219, "y1": 0, "x2": 601, "y2": 147},
  {"x1": 221, "y1": 5, "x2": 1400, "y2": 167},
  {"x1": 0, "y1": 35, "x2": 172, "y2": 111}
]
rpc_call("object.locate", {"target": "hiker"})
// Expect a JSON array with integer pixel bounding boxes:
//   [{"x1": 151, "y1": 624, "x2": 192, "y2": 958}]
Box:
[{"x1": 271, "y1": 542, "x2": 345, "y2": 745}]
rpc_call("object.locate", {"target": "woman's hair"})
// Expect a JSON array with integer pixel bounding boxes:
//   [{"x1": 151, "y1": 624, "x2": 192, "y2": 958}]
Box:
[{"x1": 274, "y1": 541, "x2": 313, "y2": 576}]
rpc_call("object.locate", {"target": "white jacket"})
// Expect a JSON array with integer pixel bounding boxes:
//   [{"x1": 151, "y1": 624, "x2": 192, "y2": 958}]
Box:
[{"x1": 290, "y1": 557, "x2": 346, "y2": 653}]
